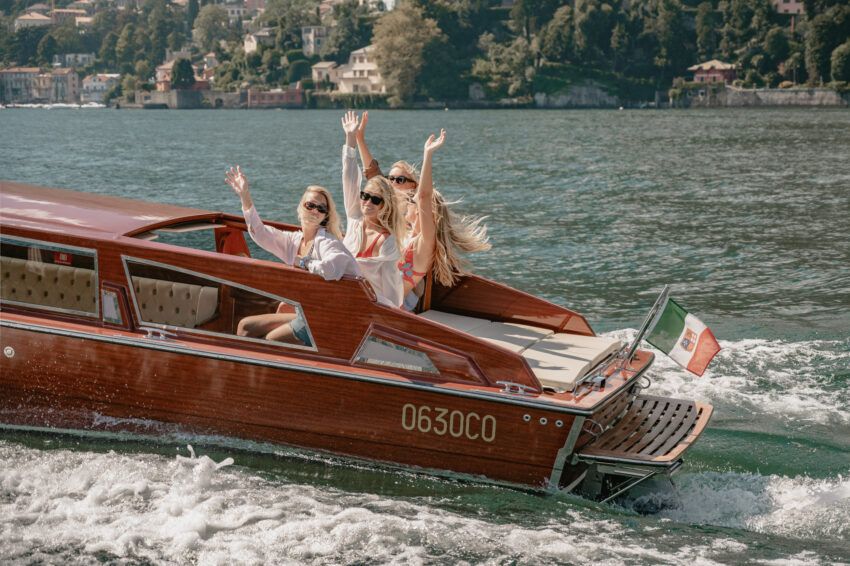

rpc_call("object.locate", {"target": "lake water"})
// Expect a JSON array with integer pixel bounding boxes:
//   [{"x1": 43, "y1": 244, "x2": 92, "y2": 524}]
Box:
[{"x1": 1, "y1": 107, "x2": 849, "y2": 565}]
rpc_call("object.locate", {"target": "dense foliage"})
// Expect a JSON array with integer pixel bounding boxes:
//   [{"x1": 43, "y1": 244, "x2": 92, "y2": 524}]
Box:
[{"x1": 2, "y1": 0, "x2": 848, "y2": 103}]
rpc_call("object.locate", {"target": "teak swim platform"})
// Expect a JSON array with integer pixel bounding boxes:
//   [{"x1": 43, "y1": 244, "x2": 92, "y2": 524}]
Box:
[{"x1": 0, "y1": 181, "x2": 712, "y2": 502}]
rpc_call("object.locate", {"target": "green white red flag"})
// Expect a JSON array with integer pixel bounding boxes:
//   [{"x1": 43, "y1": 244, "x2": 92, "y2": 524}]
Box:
[{"x1": 646, "y1": 297, "x2": 720, "y2": 376}]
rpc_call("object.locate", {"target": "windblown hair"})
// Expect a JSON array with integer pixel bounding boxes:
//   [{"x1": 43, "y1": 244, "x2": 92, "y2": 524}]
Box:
[
  {"x1": 299, "y1": 185, "x2": 342, "y2": 241},
  {"x1": 364, "y1": 176, "x2": 407, "y2": 246},
  {"x1": 430, "y1": 189, "x2": 491, "y2": 286},
  {"x1": 390, "y1": 160, "x2": 420, "y2": 186}
]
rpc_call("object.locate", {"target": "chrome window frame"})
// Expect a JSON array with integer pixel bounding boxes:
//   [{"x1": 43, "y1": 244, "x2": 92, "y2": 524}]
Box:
[
  {"x1": 0, "y1": 235, "x2": 100, "y2": 318},
  {"x1": 121, "y1": 255, "x2": 318, "y2": 352}
]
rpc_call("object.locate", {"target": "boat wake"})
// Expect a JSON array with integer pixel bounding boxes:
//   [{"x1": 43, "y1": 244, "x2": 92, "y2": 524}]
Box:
[
  {"x1": 604, "y1": 329, "x2": 850, "y2": 428},
  {"x1": 653, "y1": 470, "x2": 850, "y2": 542},
  {"x1": 2, "y1": 439, "x2": 848, "y2": 565}
]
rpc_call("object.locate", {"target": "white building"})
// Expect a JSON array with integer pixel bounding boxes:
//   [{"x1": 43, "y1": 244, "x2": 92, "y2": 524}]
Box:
[
  {"x1": 14, "y1": 12, "x2": 52, "y2": 31},
  {"x1": 302, "y1": 26, "x2": 327, "y2": 57},
  {"x1": 244, "y1": 28, "x2": 275, "y2": 54},
  {"x1": 225, "y1": 1, "x2": 248, "y2": 24},
  {"x1": 81, "y1": 73, "x2": 120, "y2": 103},
  {"x1": 53, "y1": 53, "x2": 97, "y2": 68},
  {"x1": 337, "y1": 45, "x2": 384, "y2": 94}
]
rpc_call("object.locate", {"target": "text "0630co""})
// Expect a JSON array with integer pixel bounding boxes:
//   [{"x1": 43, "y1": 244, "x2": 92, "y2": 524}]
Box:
[{"x1": 401, "y1": 404, "x2": 496, "y2": 443}]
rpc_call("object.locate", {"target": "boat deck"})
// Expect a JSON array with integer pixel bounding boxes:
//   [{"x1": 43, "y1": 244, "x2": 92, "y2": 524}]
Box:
[{"x1": 420, "y1": 310, "x2": 623, "y2": 391}]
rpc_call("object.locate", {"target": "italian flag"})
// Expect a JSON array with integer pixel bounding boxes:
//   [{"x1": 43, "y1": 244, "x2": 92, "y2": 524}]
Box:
[{"x1": 646, "y1": 297, "x2": 721, "y2": 376}]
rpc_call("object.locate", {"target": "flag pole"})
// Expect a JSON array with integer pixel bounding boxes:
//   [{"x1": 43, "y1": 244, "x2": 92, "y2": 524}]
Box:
[{"x1": 626, "y1": 284, "x2": 670, "y2": 361}]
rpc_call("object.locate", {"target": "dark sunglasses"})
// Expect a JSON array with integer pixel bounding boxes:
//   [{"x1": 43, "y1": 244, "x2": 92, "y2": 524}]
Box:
[
  {"x1": 359, "y1": 191, "x2": 384, "y2": 206},
  {"x1": 303, "y1": 201, "x2": 328, "y2": 214},
  {"x1": 387, "y1": 175, "x2": 417, "y2": 186}
]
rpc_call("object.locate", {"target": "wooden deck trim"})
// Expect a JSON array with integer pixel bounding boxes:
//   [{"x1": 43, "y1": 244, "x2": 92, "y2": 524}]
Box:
[{"x1": 577, "y1": 395, "x2": 713, "y2": 465}]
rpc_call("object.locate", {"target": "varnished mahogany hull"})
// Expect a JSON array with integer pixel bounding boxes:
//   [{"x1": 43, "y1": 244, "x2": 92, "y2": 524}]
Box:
[{"x1": 0, "y1": 323, "x2": 595, "y2": 488}]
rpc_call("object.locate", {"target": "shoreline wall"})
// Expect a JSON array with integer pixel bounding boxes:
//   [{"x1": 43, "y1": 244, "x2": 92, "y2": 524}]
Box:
[{"x1": 676, "y1": 85, "x2": 849, "y2": 108}]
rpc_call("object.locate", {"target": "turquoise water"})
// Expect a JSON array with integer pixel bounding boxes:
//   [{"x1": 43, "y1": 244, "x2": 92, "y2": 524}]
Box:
[{"x1": 1, "y1": 107, "x2": 849, "y2": 564}]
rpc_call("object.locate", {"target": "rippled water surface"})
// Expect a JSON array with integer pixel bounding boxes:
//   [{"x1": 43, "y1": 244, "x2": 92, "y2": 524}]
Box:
[{"x1": 1, "y1": 107, "x2": 849, "y2": 565}]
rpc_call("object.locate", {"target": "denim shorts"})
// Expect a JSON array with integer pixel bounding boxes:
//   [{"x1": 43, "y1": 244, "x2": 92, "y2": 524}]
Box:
[{"x1": 290, "y1": 314, "x2": 311, "y2": 346}]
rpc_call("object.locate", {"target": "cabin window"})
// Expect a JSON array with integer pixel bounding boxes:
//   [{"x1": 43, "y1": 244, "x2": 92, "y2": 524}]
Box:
[
  {"x1": 0, "y1": 236, "x2": 99, "y2": 317},
  {"x1": 354, "y1": 335, "x2": 440, "y2": 375},
  {"x1": 123, "y1": 257, "x2": 315, "y2": 350}
]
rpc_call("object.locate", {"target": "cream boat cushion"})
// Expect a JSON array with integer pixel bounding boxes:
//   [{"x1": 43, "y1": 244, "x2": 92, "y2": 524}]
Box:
[
  {"x1": 1, "y1": 256, "x2": 97, "y2": 313},
  {"x1": 131, "y1": 276, "x2": 218, "y2": 329},
  {"x1": 420, "y1": 310, "x2": 622, "y2": 391}
]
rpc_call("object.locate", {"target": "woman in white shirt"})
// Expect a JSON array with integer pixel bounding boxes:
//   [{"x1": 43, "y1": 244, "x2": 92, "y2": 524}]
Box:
[
  {"x1": 340, "y1": 111, "x2": 406, "y2": 307},
  {"x1": 225, "y1": 165, "x2": 361, "y2": 345}
]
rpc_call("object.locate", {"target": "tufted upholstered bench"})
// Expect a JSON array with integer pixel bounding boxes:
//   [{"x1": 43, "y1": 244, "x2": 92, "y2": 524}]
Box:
[
  {"x1": 1, "y1": 256, "x2": 97, "y2": 313},
  {"x1": 131, "y1": 275, "x2": 219, "y2": 328}
]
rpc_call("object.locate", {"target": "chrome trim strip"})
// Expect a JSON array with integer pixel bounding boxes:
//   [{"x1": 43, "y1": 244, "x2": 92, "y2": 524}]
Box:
[
  {"x1": 547, "y1": 415, "x2": 585, "y2": 489},
  {"x1": 1, "y1": 318, "x2": 602, "y2": 416}
]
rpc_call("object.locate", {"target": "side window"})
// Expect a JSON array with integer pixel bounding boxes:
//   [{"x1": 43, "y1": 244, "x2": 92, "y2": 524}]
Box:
[
  {"x1": 354, "y1": 335, "x2": 440, "y2": 375},
  {"x1": 123, "y1": 257, "x2": 315, "y2": 350},
  {"x1": 0, "y1": 236, "x2": 98, "y2": 317},
  {"x1": 352, "y1": 328, "x2": 488, "y2": 384}
]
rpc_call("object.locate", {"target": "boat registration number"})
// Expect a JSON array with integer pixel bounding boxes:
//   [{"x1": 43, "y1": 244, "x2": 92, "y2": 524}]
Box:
[{"x1": 401, "y1": 403, "x2": 496, "y2": 443}]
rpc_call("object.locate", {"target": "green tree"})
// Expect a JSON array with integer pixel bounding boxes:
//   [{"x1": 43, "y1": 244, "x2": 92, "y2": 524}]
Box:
[
  {"x1": 540, "y1": 5, "x2": 574, "y2": 63},
  {"x1": 115, "y1": 24, "x2": 137, "y2": 74},
  {"x1": 263, "y1": 0, "x2": 320, "y2": 51},
  {"x1": 372, "y1": 3, "x2": 442, "y2": 106},
  {"x1": 51, "y1": 19, "x2": 82, "y2": 54},
  {"x1": 171, "y1": 57, "x2": 196, "y2": 89},
  {"x1": 135, "y1": 59, "x2": 152, "y2": 82},
  {"x1": 188, "y1": 0, "x2": 200, "y2": 29},
  {"x1": 37, "y1": 34, "x2": 58, "y2": 67},
  {"x1": 472, "y1": 32, "x2": 534, "y2": 97},
  {"x1": 319, "y1": 0, "x2": 373, "y2": 64},
  {"x1": 572, "y1": 0, "x2": 615, "y2": 66},
  {"x1": 805, "y1": 5, "x2": 850, "y2": 84},
  {"x1": 784, "y1": 50, "x2": 804, "y2": 83},
  {"x1": 641, "y1": 0, "x2": 694, "y2": 83},
  {"x1": 831, "y1": 39, "x2": 850, "y2": 81},
  {"x1": 194, "y1": 4, "x2": 229, "y2": 53},
  {"x1": 99, "y1": 31, "x2": 119, "y2": 69},
  {"x1": 763, "y1": 26, "x2": 789, "y2": 69},
  {"x1": 510, "y1": 0, "x2": 565, "y2": 42},
  {"x1": 121, "y1": 74, "x2": 137, "y2": 101},
  {"x1": 695, "y1": 2, "x2": 717, "y2": 60}
]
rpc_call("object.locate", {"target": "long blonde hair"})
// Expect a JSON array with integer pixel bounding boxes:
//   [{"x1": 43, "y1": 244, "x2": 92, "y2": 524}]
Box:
[
  {"x1": 430, "y1": 189, "x2": 490, "y2": 286},
  {"x1": 299, "y1": 185, "x2": 342, "y2": 240},
  {"x1": 390, "y1": 160, "x2": 420, "y2": 186},
  {"x1": 364, "y1": 176, "x2": 406, "y2": 245}
]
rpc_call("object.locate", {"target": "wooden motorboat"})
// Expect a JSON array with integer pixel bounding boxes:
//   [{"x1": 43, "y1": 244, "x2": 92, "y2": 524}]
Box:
[{"x1": 0, "y1": 181, "x2": 712, "y2": 502}]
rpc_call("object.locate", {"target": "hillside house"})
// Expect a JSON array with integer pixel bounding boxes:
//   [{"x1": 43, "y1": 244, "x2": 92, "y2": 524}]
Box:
[
  {"x1": 14, "y1": 12, "x2": 51, "y2": 31},
  {"x1": 688, "y1": 60, "x2": 737, "y2": 84}
]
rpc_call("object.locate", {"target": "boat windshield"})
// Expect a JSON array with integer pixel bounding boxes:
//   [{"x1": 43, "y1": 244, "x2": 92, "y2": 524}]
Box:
[{"x1": 135, "y1": 220, "x2": 278, "y2": 263}]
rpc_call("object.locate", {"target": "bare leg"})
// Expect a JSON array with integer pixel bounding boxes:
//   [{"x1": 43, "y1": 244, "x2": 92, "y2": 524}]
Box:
[
  {"x1": 237, "y1": 312, "x2": 297, "y2": 337},
  {"x1": 264, "y1": 323, "x2": 303, "y2": 345}
]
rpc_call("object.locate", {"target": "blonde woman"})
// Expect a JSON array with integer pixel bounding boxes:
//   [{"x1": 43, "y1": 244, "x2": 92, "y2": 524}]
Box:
[
  {"x1": 397, "y1": 131, "x2": 491, "y2": 311},
  {"x1": 341, "y1": 111, "x2": 406, "y2": 307},
  {"x1": 354, "y1": 110, "x2": 419, "y2": 198},
  {"x1": 226, "y1": 165, "x2": 361, "y2": 344}
]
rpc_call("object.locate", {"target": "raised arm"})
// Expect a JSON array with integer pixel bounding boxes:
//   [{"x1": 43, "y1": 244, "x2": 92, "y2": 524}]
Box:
[
  {"x1": 226, "y1": 166, "x2": 296, "y2": 263},
  {"x1": 354, "y1": 111, "x2": 382, "y2": 179},
  {"x1": 225, "y1": 165, "x2": 253, "y2": 211},
  {"x1": 341, "y1": 111, "x2": 363, "y2": 221},
  {"x1": 415, "y1": 129, "x2": 446, "y2": 256}
]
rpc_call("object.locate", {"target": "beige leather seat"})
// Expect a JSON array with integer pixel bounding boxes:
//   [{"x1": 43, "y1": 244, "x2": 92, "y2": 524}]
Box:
[
  {"x1": 420, "y1": 310, "x2": 622, "y2": 391},
  {"x1": 1, "y1": 256, "x2": 97, "y2": 314}
]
